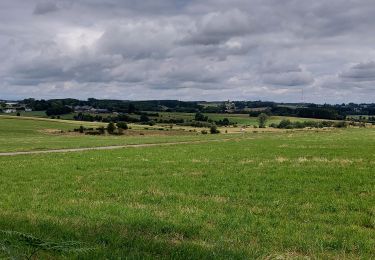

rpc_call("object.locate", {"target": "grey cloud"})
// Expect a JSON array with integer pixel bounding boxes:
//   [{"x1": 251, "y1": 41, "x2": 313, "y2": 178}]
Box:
[
  {"x1": 33, "y1": 1, "x2": 59, "y2": 15},
  {"x1": 7, "y1": 46, "x2": 123, "y2": 85},
  {"x1": 181, "y1": 9, "x2": 254, "y2": 45},
  {"x1": 261, "y1": 62, "x2": 314, "y2": 87},
  {"x1": 262, "y1": 72, "x2": 314, "y2": 87},
  {"x1": 260, "y1": 62, "x2": 304, "y2": 74},
  {"x1": 163, "y1": 65, "x2": 220, "y2": 84},
  {"x1": 1, "y1": 0, "x2": 375, "y2": 102},
  {"x1": 340, "y1": 61, "x2": 375, "y2": 82},
  {"x1": 95, "y1": 21, "x2": 178, "y2": 59}
]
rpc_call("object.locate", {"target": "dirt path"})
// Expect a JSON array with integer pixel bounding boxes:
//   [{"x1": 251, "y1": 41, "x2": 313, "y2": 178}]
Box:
[{"x1": 0, "y1": 137, "x2": 247, "y2": 157}]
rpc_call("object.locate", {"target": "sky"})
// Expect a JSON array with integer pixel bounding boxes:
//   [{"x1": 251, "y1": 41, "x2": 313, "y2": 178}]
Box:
[{"x1": 0, "y1": 0, "x2": 375, "y2": 103}]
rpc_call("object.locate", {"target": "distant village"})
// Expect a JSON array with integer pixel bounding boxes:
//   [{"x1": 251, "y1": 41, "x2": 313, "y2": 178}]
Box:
[
  {"x1": 72, "y1": 105, "x2": 109, "y2": 114},
  {"x1": 0, "y1": 100, "x2": 110, "y2": 114},
  {"x1": 0, "y1": 101, "x2": 32, "y2": 113}
]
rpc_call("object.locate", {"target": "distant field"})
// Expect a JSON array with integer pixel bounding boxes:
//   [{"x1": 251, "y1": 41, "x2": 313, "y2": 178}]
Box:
[
  {"x1": 4, "y1": 111, "x2": 335, "y2": 126},
  {"x1": 0, "y1": 125, "x2": 374, "y2": 259},
  {"x1": 157, "y1": 112, "x2": 329, "y2": 125},
  {"x1": 4, "y1": 111, "x2": 47, "y2": 117},
  {"x1": 0, "y1": 116, "x2": 246, "y2": 152},
  {"x1": 0, "y1": 115, "x2": 331, "y2": 152}
]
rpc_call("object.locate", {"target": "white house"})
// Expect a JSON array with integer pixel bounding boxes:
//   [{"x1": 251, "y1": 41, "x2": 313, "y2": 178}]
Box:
[{"x1": 4, "y1": 109, "x2": 17, "y2": 113}]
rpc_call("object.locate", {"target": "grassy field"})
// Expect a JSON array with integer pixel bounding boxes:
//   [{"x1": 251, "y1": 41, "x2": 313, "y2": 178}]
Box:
[
  {"x1": 0, "y1": 116, "x2": 247, "y2": 152},
  {"x1": 3, "y1": 110, "x2": 332, "y2": 126},
  {"x1": 0, "y1": 115, "x2": 315, "y2": 153},
  {"x1": 5, "y1": 111, "x2": 48, "y2": 118},
  {"x1": 157, "y1": 112, "x2": 331, "y2": 126},
  {"x1": 0, "y1": 116, "x2": 374, "y2": 259}
]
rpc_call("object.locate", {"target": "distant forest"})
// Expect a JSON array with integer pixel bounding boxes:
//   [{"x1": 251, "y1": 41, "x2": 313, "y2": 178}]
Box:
[{"x1": 17, "y1": 98, "x2": 375, "y2": 120}]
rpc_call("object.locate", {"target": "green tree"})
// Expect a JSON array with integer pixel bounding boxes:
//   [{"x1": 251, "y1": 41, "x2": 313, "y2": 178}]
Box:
[
  {"x1": 140, "y1": 114, "x2": 150, "y2": 122},
  {"x1": 127, "y1": 103, "x2": 136, "y2": 113},
  {"x1": 258, "y1": 113, "x2": 268, "y2": 128},
  {"x1": 107, "y1": 122, "x2": 116, "y2": 134},
  {"x1": 195, "y1": 112, "x2": 208, "y2": 121},
  {"x1": 210, "y1": 125, "x2": 220, "y2": 134},
  {"x1": 116, "y1": 122, "x2": 128, "y2": 130},
  {"x1": 278, "y1": 119, "x2": 292, "y2": 128}
]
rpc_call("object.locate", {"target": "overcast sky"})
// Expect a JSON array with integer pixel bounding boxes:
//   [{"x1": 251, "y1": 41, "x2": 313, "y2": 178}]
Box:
[{"x1": 1, "y1": 0, "x2": 375, "y2": 103}]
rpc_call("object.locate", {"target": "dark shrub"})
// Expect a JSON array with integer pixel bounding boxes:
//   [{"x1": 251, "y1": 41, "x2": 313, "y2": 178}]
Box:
[
  {"x1": 334, "y1": 121, "x2": 347, "y2": 128},
  {"x1": 278, "y1": 119, "x2": 292, "y2": 128},
  {"x1": 116, "y1": 122, "x2": 128, "y2": 130},
  {"x1": 107, "y1": 122, "x2": 116, "y2": 134},
  {"x1": 195, "y1": 112, "x2": 208, "y2": 121},
  {"x1": 85, "y1": 131, "x2": 102, "y2": 135},
  {"x1": 258, "y1": 113, "x2": 268, "y2": 128},
  {"x1": 140, "y1": 114, "x2": 150, "y2": 122},
  {"x1": 210, "y1": 125, "x2": 220, "y2": 134},
  {"x1": 97, "y1": 126, "x2": 105, "y2": 134}
]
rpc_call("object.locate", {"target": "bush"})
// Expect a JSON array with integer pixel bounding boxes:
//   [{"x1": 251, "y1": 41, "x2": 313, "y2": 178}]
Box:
[
  {"x1": 201, "y1": 130, "x2": 208, "y2": 134},
  {"x1": 258, "y1": 113, "x2": 268, "y2": 128},
  {"x1": 188, "y1": 121, "x2": 212, "y2": 128},
  {"x1": 116, "y1": 122, "x2": 128, "y2": 130},
  {"x1": 278, "y1": 119, "x2": 292, "y2": 128},
  {"x1": 107, "y1": 122, "x2": 116, "y2": 134},
  {"x1": 210, "y1": 125, "x2": 220, "y2": 134},
  {"x1": 97, "y1": 127, "x2": 105, "y2": 134},
  {"x1": 195, "y1": 112, "x2": 208, "y2": 121},
  {"x1": 85, "y1": 131, "x2": 102, "y2": 135},
  {"x1": 46, "y1": 105, "x2": 72, "y2": 116},
  {"x1": 334, "y1": 121, "x2": 347, "y2": 128},
  {"x1": 275, "y1": 119, "x2": 347, "y2": 129},
  {"x1": 215, "y1": 118, "x2": 232, "y2": 126},
  {"x1": 140, "y1": 114, "x2": 150, "y2": 122}
]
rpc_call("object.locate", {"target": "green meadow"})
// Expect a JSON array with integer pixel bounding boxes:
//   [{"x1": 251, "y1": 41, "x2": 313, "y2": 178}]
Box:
[
  {"x1": 157, "y1": 112, "x2": 327, "y2": 126},
  {"x1": 0, "y1": 117, "x2": 374, "y2": 259},
  {"x1": 9, "y1": 110, "x2": 329, "y2": 126},
  {"x1": 0, "y1": 116, "x2": 235, "y2": 153}
]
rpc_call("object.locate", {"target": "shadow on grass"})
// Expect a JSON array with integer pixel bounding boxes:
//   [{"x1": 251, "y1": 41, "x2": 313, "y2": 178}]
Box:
[{"x1": 0, "y1": 214, "x2": 249, "y2": 259}]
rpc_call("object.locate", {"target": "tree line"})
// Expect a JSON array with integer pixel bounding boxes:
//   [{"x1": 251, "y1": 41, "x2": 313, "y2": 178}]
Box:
[{"x1": 20, "y1": 98, "x2": 375, "y2": 120}]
